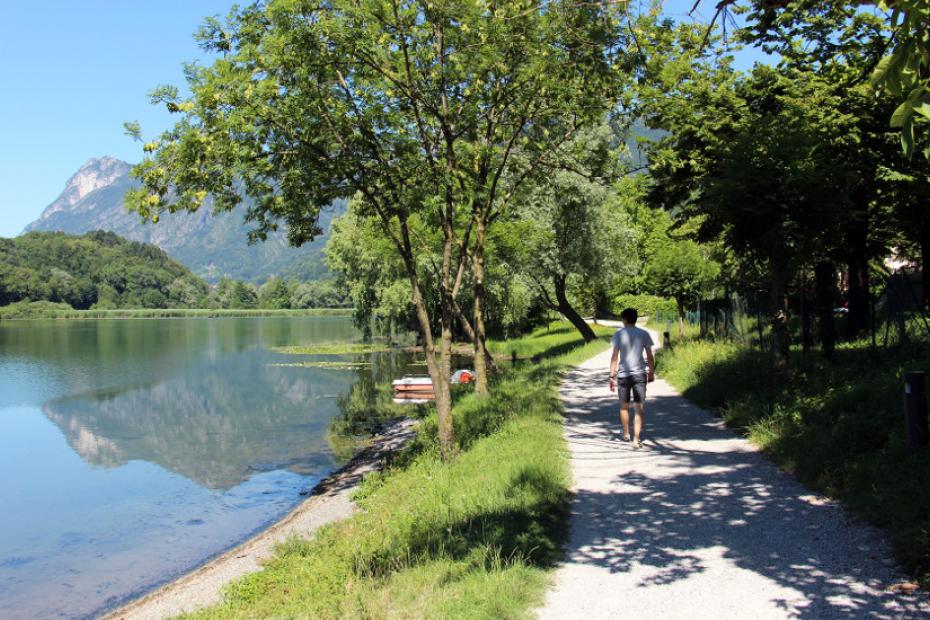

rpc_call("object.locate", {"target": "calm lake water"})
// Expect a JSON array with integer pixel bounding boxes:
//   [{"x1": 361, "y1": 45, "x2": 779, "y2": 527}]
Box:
[{"x1": 0, "y1": 317, "x2": 412, "y2": 619}]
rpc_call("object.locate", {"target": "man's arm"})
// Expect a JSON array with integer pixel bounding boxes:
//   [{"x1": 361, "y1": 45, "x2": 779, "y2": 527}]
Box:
[
  {"x1": 609, "y1": 346, "x2": 619, "y2": 390},
  {"x1": 645, "y1": 346, "x2": 655, "y2": 383}
]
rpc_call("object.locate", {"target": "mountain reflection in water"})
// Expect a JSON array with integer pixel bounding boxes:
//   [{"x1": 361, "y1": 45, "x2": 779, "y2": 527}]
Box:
[{"x1": 0, "y1": 317, "x2": 426, "y2": 620}]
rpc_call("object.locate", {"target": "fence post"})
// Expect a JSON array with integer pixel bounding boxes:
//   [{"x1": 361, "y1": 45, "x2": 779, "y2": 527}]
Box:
[
  {"x1": 663, "y1": 331, "x2": 671, "y2": 349},
  {"x1": 905, "y1": 371, "x2": 929, "y2": 452}
]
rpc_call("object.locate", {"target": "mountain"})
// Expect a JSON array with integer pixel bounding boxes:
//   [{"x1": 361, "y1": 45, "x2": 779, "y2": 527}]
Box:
[{"x1": 24, "y1": 157, "x2": 343, "y2": 283}]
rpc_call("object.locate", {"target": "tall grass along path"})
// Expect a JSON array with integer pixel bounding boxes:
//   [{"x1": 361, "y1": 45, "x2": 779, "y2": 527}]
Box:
[{"x1": 537, "y1": 328, "x2": 929, "y2": 619}]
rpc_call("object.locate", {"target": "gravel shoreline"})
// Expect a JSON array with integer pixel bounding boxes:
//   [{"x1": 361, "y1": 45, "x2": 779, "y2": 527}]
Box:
[{"x1": 103, "y1": 418, "x2": 418, "y2": 620}]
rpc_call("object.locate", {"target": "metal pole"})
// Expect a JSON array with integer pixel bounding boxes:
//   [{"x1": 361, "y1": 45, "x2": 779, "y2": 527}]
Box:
[
  {"x1": 905, "y1": 371, "x2": 929, "y2": 452},
  {"x1": 663, "y1": 331, "x2": 671, "y2": 349}
]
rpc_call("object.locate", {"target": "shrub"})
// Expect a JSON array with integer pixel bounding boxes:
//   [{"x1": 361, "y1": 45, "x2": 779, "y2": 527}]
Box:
[{"x1": 612, "y1": 293, "x2": 677, "y2": 322}]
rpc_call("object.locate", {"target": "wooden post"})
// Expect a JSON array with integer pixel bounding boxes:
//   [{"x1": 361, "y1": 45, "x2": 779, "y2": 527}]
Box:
[
  {"x1": 663, "y1": 331, "x2": 671, "y2": 349},
  {"x1": 905, "y1": 371, "x2": 929, "y2": 452}
]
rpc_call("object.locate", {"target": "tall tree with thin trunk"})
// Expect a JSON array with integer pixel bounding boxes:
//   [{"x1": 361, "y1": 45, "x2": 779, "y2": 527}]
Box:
[{"x1": 125, "y1": 0, "x2": 631, "y2": 459}]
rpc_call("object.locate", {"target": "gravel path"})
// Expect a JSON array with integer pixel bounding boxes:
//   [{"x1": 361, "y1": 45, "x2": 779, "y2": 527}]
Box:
[{"x1": 539, "y1": 336, "x2": 929, "y2": 619}]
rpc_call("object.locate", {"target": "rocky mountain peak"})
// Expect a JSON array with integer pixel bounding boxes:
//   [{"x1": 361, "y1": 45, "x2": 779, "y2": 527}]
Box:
[{"x1": 34, "y1": 156, "x2": 133, "y2": 222}]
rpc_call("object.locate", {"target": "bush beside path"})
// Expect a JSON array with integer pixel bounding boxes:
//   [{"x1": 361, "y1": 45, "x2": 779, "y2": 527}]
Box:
[{"x1": 538, "y1": 331, "x2": 929, "y2": 619}]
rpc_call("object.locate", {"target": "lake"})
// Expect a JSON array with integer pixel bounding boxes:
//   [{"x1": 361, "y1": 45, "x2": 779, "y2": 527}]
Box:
[{"x1": 0, "y1": 317, "x2": 413, "y2": 619}]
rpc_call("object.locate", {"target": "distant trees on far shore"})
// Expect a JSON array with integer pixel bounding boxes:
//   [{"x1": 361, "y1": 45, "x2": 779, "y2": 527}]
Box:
[{"x1": 0, "y1": 231, "x2": 349, "y2": 311}]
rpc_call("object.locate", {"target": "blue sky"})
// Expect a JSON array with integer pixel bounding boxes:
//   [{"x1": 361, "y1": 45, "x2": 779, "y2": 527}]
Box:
[{"x1": 0, "y1": 0, "x2": 771, "y2": 238}]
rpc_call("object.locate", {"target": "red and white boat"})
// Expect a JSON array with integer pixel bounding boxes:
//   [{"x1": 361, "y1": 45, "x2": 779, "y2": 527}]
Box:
[
  {"x1": 392, "y1": 376, "x2": 435, "y2": 395},
  {"x1": 391, "y1": 369, "x2": 474, "y2": 400}
]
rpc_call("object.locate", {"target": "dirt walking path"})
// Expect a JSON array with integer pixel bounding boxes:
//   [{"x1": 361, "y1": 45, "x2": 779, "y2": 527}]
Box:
[{"x1": 538, "y1": 333, "x2": 929, "y2": 619}]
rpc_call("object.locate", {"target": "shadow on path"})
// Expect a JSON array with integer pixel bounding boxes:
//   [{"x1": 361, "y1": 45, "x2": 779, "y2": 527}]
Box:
[{"x1": 539, "y1": 353, "x2": 929, "y2": 619}]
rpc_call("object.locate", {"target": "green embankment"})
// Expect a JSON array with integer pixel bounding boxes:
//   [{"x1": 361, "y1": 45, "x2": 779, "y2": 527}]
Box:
[
  {"x1": 182, "y1": 322, "x2": 612, "y2": 619},
  {"x1": 657, "y1": 333, "x2": 930, "y2": 587},
  {"x1": 0, "y1": 301, "x2": 351, "y2": 320}
]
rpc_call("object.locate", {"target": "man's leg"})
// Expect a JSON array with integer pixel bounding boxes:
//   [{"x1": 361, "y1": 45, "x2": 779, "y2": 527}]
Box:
[
  {"x1": 633, "y1": 402, "x2": 644, "y2": 441},
  {"x1": 620, "y1": 401, "x2": 631, "y2": 440},
  {"x1": 632, "y1": 374, "x2": 647, "y2": 448}
]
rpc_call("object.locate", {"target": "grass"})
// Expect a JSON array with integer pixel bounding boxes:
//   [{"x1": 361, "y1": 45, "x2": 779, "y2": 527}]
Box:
[
  {"x1": 487, "y1": 321, "x2": 615, "y2": 360},
  {"x1": 657, "y1": 331, "x2": 930, "y2": 587},
  {"x1": 270, "y1": 361, "x2": 373, "y2": 369},
  {"x1": 0, "y1": 301, "x2": 352, "y2": 320},
  {"x1": 273, "y1": 343, "x2": 391, "y2": 355},
  {"x1": 181, "y1": 322, "x2": 611, "y2": 619}
]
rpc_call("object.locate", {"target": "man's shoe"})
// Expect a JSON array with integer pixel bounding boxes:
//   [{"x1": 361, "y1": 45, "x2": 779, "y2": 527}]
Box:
[{"x1": 632, "y1": 439, "x2": 642, "y2": 450}]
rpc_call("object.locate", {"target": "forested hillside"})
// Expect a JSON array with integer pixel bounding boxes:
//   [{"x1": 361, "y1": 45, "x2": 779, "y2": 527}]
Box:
[{"x1": 0, "y1": 231, "x2": 208, "y2": 309}]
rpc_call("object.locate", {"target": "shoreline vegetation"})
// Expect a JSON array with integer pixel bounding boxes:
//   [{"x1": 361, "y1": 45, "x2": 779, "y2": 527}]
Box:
[
  {"x1": 656, "y1": 331, "x2": 930, "y2": 589},
  {"x1": 0, "y1": 301, "x2": 352, "y2": 320},
  {"x1": 120, "y1": 322, "x2": 612, "y2": 619}
]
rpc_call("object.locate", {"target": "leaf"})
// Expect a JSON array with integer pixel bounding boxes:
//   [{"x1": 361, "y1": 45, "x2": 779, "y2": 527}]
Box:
[
  {"x1": 900, "y1": 116, "x2": 915, "y2": 158},
  {"x1": 869, "y1": 56, "x2": 894, "y2": 89},
  {"x1": 912, "y1": 95, "x2": 930, "y2": 120},
  {"x1": 890, "y1": 100, "x2": 913, "y2": 128}
]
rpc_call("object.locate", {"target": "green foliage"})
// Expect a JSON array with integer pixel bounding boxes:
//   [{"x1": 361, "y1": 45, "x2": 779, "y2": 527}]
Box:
[
  {"x1": 658, "y1": 335, "x2": 930, "y2": 588},
  {"x1": 497, "y1": 125, "x2": 639, "y2": 337},
  {"x1": 0, "y1": 301, "x2": 77, "y2": 319},
  {"x1": 182, "y1": 323, "x2": 610, "y2": 619},
  {"x1": 290, "y1": 279, "x2": 350, "y2": 310},
  {"x1": 612, "y1": 294, "x2": 678, "y2": 321},
  {"x1": 0, "y1": 306, "x2": 352, "y2": 320},
  {"x1": 0, "y1": 231, "x2": 206, "y2": 310},
  {"x1": 257, "y1": 277, "x2": 292, "y2": 310},
  {"x1": 643, "y1": 239, "x2": 720, "y2": 315},
  {"x1": 325, "y1": 199, "x2": 419, "y2": 338}
]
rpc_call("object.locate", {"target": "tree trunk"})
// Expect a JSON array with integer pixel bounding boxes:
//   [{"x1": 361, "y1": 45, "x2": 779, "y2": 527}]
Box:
[
  {"x1": 814, "y1": 261, "x2": 836, "y2": 361},
  {"x1": 436, "y1": 310, "x2": 456, "y2": 459},
  {"x1": 399, "y1": 215, "x2": 455, "y2": 462},
  {"x1": 408, "y1": 271, "x2": 455, "y2": 462},
  {"x1": 845, "y1": 199, "x2": 871, "y2": 339},
  {"x1": 471, "y1": 219, "x2": 489, "y2": 395},
  {"x1": 452, "y1": 299, "x2": 500, "y2": 375},
  {"x1": 554, "y1": 275, "x2": 597, "y2": 342},
  {"x1": 800, "y1": 274, "x2": 812, "y2": 368},
  {"x1": 769, "y1": 256, "x2": 790, "y2": 383},
  {"x1": 921, "y1": 224, "x2": 930, "y2": 311}
]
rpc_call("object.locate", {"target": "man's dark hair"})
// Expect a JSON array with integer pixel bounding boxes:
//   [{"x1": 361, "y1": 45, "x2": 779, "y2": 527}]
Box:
[{"x1": 621, "y1": 308, "x2": 638, "y2": 324}]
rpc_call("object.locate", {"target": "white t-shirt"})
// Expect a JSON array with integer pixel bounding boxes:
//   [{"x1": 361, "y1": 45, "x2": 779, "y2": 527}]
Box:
[{"x1": 611, "y1": 326, "x2": 654, "y2": 378}]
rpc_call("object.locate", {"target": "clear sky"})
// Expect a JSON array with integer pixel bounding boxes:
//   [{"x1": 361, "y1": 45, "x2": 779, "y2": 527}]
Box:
[{"x1": 0, "y1": 0, "x2": 771, "y2": 239}]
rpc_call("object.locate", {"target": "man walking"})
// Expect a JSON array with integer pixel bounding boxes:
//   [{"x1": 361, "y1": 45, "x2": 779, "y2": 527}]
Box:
[{"x1": 608, "y1": 308, "x2": 655, "y2": 449}]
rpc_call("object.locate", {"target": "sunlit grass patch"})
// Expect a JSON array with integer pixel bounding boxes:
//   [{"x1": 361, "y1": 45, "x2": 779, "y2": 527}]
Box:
[
  {"x1": 273, "y1": 343, "x2": 392, "y2": 355},
  {"x1": 268, "y1": 361, "x2": 372, "y2": 369},
  {"x1": 488, "y1": 321, "x2": 614, "y2": 360}
]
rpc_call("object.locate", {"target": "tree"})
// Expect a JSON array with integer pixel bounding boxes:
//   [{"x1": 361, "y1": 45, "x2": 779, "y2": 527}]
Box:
[
  {"x1": 643, "y1": 238, "x2": 719, "y2": 335},
  {"x1": 258, "y1": 277, "x2": 292, "y2": 309},
  {"x1": 644, "y1": 53, "x2": 855, "y2": 376},
  {"x1": 126, "y1": 0, "x2": 633, "y2": 458},
  {"x1": 500, "y1": 126, "x2": 635, "y2": 342},
  {"x1": 694, "y1": 0, "x2": 930, "y2": 157}
]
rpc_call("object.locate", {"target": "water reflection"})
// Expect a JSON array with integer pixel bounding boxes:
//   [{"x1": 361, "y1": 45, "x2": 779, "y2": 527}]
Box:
[
  {"x1": 0, "y1": 317, "x2": 394, "y2": 620},
  {"x1": 41, "y1": 357, "x2": 351, "y2": 489}
]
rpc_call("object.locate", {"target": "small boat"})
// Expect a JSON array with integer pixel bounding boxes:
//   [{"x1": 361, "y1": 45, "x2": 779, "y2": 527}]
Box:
[
  {"x1": 392, "y1": 376, "x2": 435, "y2": 394},
  {"x1": 391, "y1": 369, "x2": 475, "y2": 398}
]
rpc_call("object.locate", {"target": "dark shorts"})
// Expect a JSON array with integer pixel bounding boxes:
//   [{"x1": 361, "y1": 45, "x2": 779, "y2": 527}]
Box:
[{"x1": 617, "y1": 373, "x2": 647, "y2": 404}]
